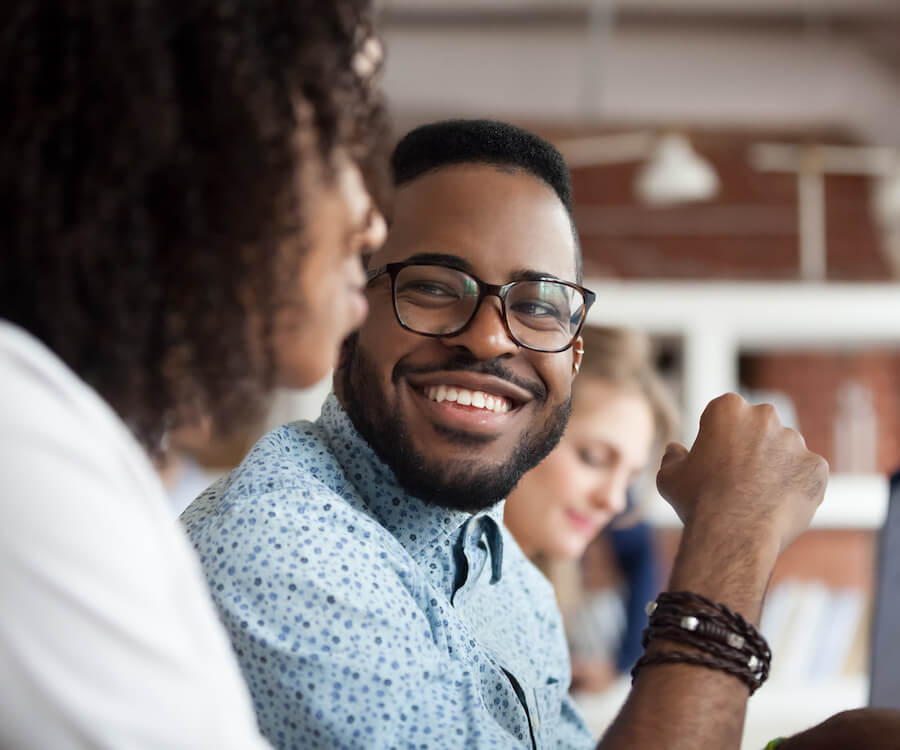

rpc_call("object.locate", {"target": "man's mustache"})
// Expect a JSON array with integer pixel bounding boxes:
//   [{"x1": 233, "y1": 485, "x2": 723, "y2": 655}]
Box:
[{"x1": 392, "y1": 354, "x2": 547, "y2": 401}]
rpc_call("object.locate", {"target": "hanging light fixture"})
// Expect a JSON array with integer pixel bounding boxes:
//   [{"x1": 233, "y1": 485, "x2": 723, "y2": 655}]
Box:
[{"x1": 635, "y1": 133, "x2": 720, "y2": 206}]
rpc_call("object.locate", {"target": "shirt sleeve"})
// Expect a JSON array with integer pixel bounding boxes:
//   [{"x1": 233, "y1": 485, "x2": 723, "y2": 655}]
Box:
[
  {"x1": 186, "y1": 488, "x2": 543, "y2": 750},
  {"x1": 0, "y1": 390, "x2": 272, "y2": 749}
]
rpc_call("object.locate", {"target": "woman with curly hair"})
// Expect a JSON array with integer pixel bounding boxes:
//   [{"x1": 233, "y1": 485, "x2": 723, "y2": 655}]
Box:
[{"x1": 0, "y1": 1, "x2": 390, "y2": 747}]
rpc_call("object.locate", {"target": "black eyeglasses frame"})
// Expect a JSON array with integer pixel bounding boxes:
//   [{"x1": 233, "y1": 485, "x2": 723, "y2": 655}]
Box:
[{"x1": 366, "y1": 261, "x2": 596, "y2": 354}]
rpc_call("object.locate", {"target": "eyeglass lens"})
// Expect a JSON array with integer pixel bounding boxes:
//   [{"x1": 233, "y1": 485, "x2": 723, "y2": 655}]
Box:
[{"x1": 393, "y1": 265, "x2": 585, "y2": 351}]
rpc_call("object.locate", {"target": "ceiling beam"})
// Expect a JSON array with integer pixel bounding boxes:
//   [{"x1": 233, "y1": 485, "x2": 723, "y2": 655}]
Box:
[{"x1": 380, "y1": 4, "x2": 900, "y2": 33}]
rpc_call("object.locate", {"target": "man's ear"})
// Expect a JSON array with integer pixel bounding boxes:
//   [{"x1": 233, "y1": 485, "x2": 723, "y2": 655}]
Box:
[{"x1": 572, "y1": 335, "x2": 584, "y2": 376}]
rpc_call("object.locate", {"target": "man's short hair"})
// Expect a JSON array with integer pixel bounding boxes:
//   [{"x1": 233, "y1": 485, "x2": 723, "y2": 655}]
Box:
[{"x1": 391, "y1": 119, "x2": 582, "y2": 281}]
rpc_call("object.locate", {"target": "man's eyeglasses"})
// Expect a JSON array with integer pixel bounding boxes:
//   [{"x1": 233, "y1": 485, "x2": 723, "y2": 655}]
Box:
[{"x1": 367, "y1": 262, "x2": 596, "y2": 353}]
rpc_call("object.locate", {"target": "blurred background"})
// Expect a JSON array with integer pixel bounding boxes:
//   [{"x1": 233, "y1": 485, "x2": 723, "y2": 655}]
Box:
[{"x1": 172, "y1": 2, "x2": 900, "y2": 746}]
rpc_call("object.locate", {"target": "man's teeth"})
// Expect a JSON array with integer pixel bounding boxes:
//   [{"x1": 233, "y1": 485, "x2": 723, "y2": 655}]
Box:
[{"x1": 423, "y1": 385, "x2": 512, "y2": 413}]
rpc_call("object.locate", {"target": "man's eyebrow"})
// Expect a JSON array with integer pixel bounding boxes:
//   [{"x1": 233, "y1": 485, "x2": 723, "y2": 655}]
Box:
[
  {"x1": 402, "y1": 252, "x2": 476, "y2": 274},
  {"x1": 508, "y1": 268, "x2": 566, "y2": 283},
  {"x1": 402, "y1": 254, "x2": 569, "y2": 284}
]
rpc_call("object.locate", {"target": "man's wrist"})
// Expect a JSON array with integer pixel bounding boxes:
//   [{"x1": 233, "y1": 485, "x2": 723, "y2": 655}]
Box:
[{"x1": 668, "y1": 519, "x2": 779, "y2": 624}]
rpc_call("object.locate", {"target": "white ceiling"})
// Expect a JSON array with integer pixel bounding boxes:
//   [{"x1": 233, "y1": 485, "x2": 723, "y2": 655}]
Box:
[
  {"x1": 380, "y1": 0, "x2": 900, "y2": 17},
  {"x1": 378, "y1": 0, "x2": 900, "y2": 145}
]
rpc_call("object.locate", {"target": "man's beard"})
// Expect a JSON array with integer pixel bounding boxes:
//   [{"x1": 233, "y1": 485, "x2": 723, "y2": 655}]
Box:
[{"x1": 338, "y1": 333, "x2": 572, "y2": 513}]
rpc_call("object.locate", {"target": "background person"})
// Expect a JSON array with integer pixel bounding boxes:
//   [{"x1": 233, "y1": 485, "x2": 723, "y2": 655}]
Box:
[
  {"x1": 0, "y1": 1, "x2": 388, "y2": 747},
  {"x1": 505, "y1": 326, "x2": 677, "y2": 691}
]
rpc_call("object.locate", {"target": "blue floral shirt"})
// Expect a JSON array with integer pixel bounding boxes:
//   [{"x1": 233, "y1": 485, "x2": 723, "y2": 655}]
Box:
[{"x1": 182, "y1": 394, "x2": 594, "y2": 750}]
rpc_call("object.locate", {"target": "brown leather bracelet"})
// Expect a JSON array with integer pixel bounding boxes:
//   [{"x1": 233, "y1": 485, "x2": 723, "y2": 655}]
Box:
[
  {"x1": 634, "y1": 591, "x2": 772, "y2": 694},
  {"x1": 631, "y1": 648, "x2": 765, "y2": 693}
]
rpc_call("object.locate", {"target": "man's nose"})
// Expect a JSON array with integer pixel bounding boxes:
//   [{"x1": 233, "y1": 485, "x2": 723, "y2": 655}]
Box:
[{"x1": 441, "y1": 297, "x2": 518, "y2": 361}]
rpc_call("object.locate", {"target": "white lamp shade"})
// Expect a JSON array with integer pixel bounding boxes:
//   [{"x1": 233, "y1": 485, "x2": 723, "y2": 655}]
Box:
[{"x1": 635, "y1": 133, "x2": 720, "y2": 206}]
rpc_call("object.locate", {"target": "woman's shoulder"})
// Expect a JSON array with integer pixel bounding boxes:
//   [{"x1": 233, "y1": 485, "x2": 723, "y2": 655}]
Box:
[{"x1": 0, "y1": 321, "x2": 151, "y2": 474}]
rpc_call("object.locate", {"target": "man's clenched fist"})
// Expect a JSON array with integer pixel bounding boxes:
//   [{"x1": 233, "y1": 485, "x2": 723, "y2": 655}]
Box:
[{"x1": 657, "y1": 393, "x2": 828, "y2": 556}]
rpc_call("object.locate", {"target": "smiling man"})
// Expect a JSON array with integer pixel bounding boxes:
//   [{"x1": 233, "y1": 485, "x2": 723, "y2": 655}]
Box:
[
  {"x1": 182, "y1": 120, "x2": 834, "y2": 749},
  {"x1": 184, "y1": 120, "x2": 596, "y2": 748}
]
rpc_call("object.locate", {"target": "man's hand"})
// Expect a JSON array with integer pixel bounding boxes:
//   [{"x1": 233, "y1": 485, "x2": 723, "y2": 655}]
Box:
[
  {"x1": 657, "y1": 393, "x2": 828, "y2": 558},
  {"x1": 780, "y1": 709, "x2": 900, "y2": 750},
  {"x1": 597, "y1": 394, "x2": 831, "y2": 750}
]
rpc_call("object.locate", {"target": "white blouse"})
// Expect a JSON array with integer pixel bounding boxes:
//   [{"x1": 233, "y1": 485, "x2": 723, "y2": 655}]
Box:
[{"x1": 0, "y1": 321, "x2": 271, "y2": 749}]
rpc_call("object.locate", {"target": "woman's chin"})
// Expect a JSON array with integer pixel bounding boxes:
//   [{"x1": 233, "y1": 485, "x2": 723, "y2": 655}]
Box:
[{"x1": 547, "y1": 535, "x2": 591, "y2": 561}]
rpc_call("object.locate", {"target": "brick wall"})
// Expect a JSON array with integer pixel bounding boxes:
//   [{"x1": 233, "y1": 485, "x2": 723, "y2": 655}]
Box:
[
  {"x1": 560, "y1": 130, "x2": 893, "y2": 281},
  {"x1": 540, "y1": 127, "x2": 900, "y2": 474},
  {"x1": 553, "y1": 127, "x2": 897, "y2": 653},
  {"x1": 742, "y1": 350, "x2": 900, "y2": 475}
]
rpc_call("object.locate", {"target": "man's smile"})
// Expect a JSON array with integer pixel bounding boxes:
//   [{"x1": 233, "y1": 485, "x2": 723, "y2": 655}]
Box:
[
  {"x1": 422, "y1": 385, "x2": 512, "y2": 413},
  {"x1": 401, "y1": 370, "x2": 535, "y2": 437}
]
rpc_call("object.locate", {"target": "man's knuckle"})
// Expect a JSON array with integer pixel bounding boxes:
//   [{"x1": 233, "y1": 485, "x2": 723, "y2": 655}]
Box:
[
  {"x1": 719, "y1": 392, "x2": 744, "y2": 409},
  {"x1": 756, "y1": 402, "x2": 778, "y2": 422},
  {"x1": 783, "y1": 427, "x2": 806, "y2": 448}
]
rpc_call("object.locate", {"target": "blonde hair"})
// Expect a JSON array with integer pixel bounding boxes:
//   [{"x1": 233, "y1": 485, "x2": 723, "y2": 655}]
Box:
[
  {"x1": 531, "y1": 327, "x2": 679, "y2": 591},
  {"x1": 575, "y1": 326, "x2": 680, "y2": 451}
]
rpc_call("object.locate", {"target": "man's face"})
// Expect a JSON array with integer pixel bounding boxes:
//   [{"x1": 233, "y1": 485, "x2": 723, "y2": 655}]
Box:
[{"x1": 338, "y1": 164, "x2": 583, "y2": 511}]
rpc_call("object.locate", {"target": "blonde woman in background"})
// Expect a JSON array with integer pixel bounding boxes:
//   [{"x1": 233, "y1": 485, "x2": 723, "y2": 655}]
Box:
[{"x1": 504, "y1": 326, "x2": 678, "y2": 691}]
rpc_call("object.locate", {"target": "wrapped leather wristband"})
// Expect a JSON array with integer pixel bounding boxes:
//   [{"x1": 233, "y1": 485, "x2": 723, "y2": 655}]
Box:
[{"x1": 633, "y1": 591, "x2": 772, "y2": 694}]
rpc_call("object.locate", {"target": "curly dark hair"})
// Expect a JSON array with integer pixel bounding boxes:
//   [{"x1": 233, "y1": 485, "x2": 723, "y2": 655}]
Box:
[{"x1": 0, "y1": 0, "x2": 391, "y2": 453}]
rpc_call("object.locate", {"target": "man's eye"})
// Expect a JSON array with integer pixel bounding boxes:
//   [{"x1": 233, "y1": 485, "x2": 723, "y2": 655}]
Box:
[
  {"x1": 401, "y1": 282, "x2": 457, "y2": 297},
  {"x1": 512, "y1": 300, "x2": 564, "y2": 319}
]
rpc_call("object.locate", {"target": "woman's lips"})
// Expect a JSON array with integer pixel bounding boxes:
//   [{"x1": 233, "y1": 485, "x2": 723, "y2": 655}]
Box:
[{"x1": 565, "y1": 509, "x2": 603, "y2": 537}]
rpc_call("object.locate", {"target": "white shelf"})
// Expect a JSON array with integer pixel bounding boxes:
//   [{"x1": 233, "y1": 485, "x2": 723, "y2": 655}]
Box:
[
  {"x1": 582, "y1": 280, "x2": 899, "y2": 528},
  {"x1": 583, "y1": 280, "x2": 900, "y2": 444},
  {"x1": 645, "y1": 473, "x2": 890, "y2": 530}
]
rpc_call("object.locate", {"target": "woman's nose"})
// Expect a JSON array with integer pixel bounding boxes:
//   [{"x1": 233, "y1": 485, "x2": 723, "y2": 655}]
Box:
[{"x1": 589, "y1": 474, "x2": 629, "y2": 518}]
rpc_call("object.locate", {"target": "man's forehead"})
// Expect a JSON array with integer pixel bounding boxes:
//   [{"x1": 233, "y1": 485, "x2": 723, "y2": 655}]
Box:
[
  {"x1": 382, "y1": 251, "x2": 569, "y2": 285},
  {"x1": 373, "y1": 164, "x2": 578, "y2": 284}
]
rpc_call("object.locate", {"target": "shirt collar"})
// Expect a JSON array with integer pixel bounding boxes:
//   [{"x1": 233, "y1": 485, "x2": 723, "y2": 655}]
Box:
[{"x1": 317, "y1": 392, "x2": 505, "y2": 575}]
